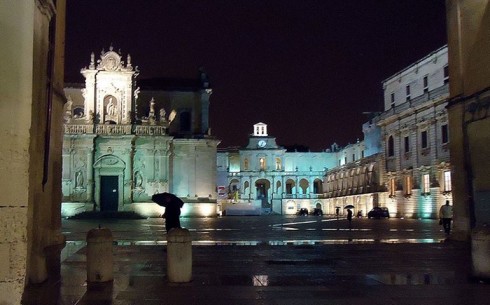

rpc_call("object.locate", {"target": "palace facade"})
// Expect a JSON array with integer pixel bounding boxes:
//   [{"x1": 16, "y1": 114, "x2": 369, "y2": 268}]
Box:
[
  {"x1": 323, "y1": 46, "x2": 452, "y2": 218},
  {"x1": 218, "y1": 46, "x2": 453, "y2": 219}
]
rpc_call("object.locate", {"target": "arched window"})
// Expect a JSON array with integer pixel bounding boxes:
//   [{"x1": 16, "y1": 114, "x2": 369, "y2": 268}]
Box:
[
  {"x1": 388, "y1": 135, "x2": 394, "y2": 157},
  {"x1": 243, "y1": 158, "x2": 249, "y2": 170}
]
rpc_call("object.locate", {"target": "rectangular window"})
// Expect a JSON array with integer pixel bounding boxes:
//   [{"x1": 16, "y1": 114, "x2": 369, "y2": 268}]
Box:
[
  {"x1": 406, "y1": 85, "x2": 411, "y2": 101},
  {"x1": 421, "y1": 130, "x2": 428, "y2": 148},
  {"x1": 441, "y1": 124, "x2": 449, "y2": 144},
  {"x1": 344, "y1": 157, "x2": 347, "y2": 164},
  {"x1": 444, "y1": 65, "x2": 449, "y2": 84},
  {"x1": 352, "y1": 154, "x2": 355, "y2": 162},
  {"x1": 389, "y1": 178, "x2": 396, "y2": 196},
  {"x1": 404, "y1": 136, "x2": 410, "y2": 153},
  {"x1": 405, "y1": 176, "x2": 412, "y2": 195},
  {"x1": 361, "y1": 150, "x2": 364, "y2": 158},
  {"x1": 423, "y1": 76, "x2": 429, "y2": 93},
  {"x1": 444, "y1": 171, "x2": 452, "y2": 192},
  {"x1": 390, "y1": 92, "x2": 395, "y2": 108},
  {"x1": 422, "y1": 174, "x2": 430, "y2": 193}
]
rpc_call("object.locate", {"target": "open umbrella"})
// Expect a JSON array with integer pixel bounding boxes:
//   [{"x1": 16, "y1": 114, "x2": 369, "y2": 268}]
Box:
[
  {"x1": 344, "y1": 204, "x2": 355, "y2": 209},
  {"x1": 152, "y1": 192, "x2": 184, "y2": 208}
]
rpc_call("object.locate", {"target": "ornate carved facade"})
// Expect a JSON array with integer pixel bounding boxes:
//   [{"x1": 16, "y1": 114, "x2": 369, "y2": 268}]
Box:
[{"x1": 62, "y1": 48, "x2": 219, "y2": 217}]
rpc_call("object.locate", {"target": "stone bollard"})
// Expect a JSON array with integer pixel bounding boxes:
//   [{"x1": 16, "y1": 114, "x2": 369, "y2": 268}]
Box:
[
  {"x1": 86, "y1": 227, "x2": 113, "y2": 284},
  {"x1": 167, "y1": 228, "x2": 192, "y2": 283},
  {"x1": 471, "y1": 227, "x2": 490, "y2": 280}
]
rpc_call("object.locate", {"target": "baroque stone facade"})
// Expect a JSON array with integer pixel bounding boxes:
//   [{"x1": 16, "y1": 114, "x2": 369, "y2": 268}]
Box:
[{"x1": 62, "y1": 48, "x2": 219, "y2": 217}]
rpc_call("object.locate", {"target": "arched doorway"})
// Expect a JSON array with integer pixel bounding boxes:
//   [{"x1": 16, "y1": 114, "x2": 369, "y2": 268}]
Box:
[{"x1": 255, "y1": 179, "x2": 271, "y2": 209}]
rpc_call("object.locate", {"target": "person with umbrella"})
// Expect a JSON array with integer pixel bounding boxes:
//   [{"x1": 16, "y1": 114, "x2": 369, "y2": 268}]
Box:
[
  {"x1": 345, "y1": 205, "x2": 354, "y2": 227},
  {"x1": 152, "y1": 192, "x2": 184, "y2": 232}
]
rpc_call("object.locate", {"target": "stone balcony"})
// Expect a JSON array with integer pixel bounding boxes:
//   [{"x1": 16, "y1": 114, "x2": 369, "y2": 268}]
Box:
[{"x1": 63, "y1": 124, "x2": 167, "y2": 136}]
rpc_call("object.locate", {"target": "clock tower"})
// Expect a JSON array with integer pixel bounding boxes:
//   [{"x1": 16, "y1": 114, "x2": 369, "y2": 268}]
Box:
[{"x1": 245, "y1": 122, "x2": 279, "y2": 149}]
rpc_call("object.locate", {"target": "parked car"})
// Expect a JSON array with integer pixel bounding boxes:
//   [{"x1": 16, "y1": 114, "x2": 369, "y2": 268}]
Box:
[
  {"x1": 297, "y1": 208, "x2": 309, "y2": 216},
  {"x1": 367, "y1": 207, "x2": 390, "y2": 219}
]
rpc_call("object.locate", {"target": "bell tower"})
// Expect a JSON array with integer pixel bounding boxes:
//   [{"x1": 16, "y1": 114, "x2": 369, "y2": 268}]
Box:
[{"x1": 81, "y1": 46, "x2": 137, "y2": 124}]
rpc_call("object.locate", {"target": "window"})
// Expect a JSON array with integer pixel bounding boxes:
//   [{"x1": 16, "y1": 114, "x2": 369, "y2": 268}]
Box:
[
  {"x1": 259, "y1": 157, "x2": 266, "y2": 170},
  {"x1": 444, "y1": 171, "x2": 452, "y2": 192},
  {"x1": 389, "y1": 178, "x2": 396, "y2": 196},
  {"x1": 243, "y1": 158, "x2": 249, "y2": 170},
  {"x1": 406, "y1": 85, "x2": 411, "y2": 101},
  {"x1": 421, "y1": 130, "x2": 428, "y2": 149},
  {"x1": 422, "y1": 174, "x2": 430, "y2": 193},
  {"x1": 390, "y1": 92, "x2": 395, "y2": 108},
  {"x1": 388, "y1": 135, "x2": 394, "y2": 157},
  {"x1": 444, "y1": 65, "x2": 449, "y2": 84},
  {"x1": 404, "y1": 136, "x2": 410, "y2": 153},
  {"x1": 352, "y1": 154, "x2": 356, "y2": 162},
  {"x1": 441, "y1": 124, "x2": 449, "y2": 144},
  {"x1": 423, "y1": 76, "x2": 429, "y2": 93},
  {"x1": 344, "y1": 157, "x2": 347, "y2": 164},
  {"x1": 275, "y1": 158, "x2": 282, "y2": 170},
  {"x1": 404, "y1": 176, "x2": 412, "y2": 195}
]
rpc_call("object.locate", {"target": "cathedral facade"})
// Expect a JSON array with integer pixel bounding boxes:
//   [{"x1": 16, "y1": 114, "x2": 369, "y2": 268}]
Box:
[{"x1": 62, "y1": 48, "x2": 219, "y2": 218}]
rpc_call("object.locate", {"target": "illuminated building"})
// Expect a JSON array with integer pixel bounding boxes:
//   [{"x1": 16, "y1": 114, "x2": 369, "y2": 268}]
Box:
[
  {"x1": 61, "y1": 48, "x2": 219, "y2": 218},
  {"x1": 218, "y1": 122, "x2": 343, "y2": 215},
  {"x1": 323, "y1": 46, "x2": 452, "y2": 219}
]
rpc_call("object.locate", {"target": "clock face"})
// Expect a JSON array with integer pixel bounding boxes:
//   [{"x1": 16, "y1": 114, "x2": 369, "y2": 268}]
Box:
[{"x1": 258, "y1": 140, "x2": 266, "y2": 148}]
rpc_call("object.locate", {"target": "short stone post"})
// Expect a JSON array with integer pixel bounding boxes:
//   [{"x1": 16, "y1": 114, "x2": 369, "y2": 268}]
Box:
[
  {"x1": 472, "y1": 227, "x2": 490, "y2": 280},
  {"x1": 167, "y1": 228, "x2": 192, "y2": 283},
  {"x1": 86, "y1": 227, "x2": 113, "y2": 284}
]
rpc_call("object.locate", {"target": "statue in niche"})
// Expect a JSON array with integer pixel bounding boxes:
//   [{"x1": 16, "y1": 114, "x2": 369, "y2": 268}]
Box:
[
  {"x1": 106, "y1": 98, "x2": 116, "y2": 116},
  {"x1": 134, "y1": 171, "x2": 143, "y2": 188},
  {"x1": 75, "y1": 171, "x2": 83, "y2": 188}
]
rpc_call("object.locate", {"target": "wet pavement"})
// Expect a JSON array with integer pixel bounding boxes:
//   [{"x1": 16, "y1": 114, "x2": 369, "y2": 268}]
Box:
[{"x1": 24, "y1": 215, "x2": 490, "y2": 304}]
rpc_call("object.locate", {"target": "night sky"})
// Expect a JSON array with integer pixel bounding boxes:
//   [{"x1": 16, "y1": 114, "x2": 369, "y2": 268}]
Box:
[{"x1": 65, "y1": 0, "x2": 447, "y2": 151}]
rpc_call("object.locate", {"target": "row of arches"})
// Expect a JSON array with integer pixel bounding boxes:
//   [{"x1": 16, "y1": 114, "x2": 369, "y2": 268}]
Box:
[
  {"x1": 228, "y1": 177, "x2": 324, "y2": 200},
  {"x1": 325, "y1": 163, "x2": 378, "y2": 196}
]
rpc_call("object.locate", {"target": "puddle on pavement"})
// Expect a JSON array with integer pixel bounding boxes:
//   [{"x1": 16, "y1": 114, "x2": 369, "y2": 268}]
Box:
[
  {"x1": 367, "y1": 272, "x2": 457, "y2": 285},
  {"x1": 62, "y1": 238, "x2": 444, "y2": 251}
]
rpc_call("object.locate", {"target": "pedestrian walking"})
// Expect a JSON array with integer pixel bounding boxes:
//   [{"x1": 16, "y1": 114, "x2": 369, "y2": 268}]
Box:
[
  {"x1": 335, "y1": 207, "x2": 340, "y2": 220},
  {"x1": 152, "y1": 192, "x2": 184, "y2": 232},
  {"x1": 347, "y1": 208, "x2": 353, "y2": 228},
  {"x1": 439, "y1": 200, "x2": 453, "y2": 234}
]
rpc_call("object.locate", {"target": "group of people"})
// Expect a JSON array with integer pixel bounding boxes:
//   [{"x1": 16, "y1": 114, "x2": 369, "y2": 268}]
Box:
[{"x1": 337, "y1": 201, "x2": 453, "y2": 234}]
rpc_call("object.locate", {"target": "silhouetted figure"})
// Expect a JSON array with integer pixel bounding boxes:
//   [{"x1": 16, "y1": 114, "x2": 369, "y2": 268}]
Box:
[
  {"x1": 336, "y1": 207, "x2": 340, "y2": 220},
  {"x1": 439, "y1": 200, "x2": 453, "y2": 234},
  {"x1": 151, "y1": 192, "x2": 184, "y2": 232},
  {"x1": 347, "y1": 208, "x2": 353, "y2": 227},
  {"x1": 163, "y1": 202, "x2": 181, "y2": 232}
]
